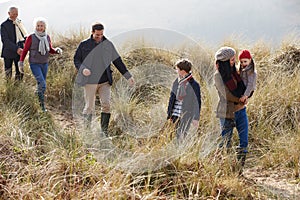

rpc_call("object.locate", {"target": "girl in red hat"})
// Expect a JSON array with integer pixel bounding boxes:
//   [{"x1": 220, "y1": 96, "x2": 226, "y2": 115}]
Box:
[{"x1": 238, "y1": 50, "x2": 257, "y2": 103}]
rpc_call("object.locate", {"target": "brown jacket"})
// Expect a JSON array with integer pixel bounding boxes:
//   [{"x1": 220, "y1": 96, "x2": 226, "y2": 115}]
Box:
[{"x1": 214, "y1": 71, "x2": 245, "y2": 119}]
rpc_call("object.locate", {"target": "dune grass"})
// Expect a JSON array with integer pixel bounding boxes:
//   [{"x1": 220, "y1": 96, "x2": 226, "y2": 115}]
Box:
[{"x1": 0, "y1": 32, "x2": 299, "y2": 199}]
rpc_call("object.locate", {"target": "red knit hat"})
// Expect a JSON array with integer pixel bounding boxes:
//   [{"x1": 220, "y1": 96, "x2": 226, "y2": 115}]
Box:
[{"x1": 238, "y1": 49, "x2": 252, "y2": 60}]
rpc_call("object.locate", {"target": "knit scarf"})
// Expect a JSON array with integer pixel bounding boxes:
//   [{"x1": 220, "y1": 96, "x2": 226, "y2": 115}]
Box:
[
  {"x1": 34, "y1": 30, "x2": 50, "y2": 55},
  {"x1": 177, "y1": 73, "x2": 193, "y2": 101},
  {"x1": 218, "y1": 60, "x2": 246, "y2": 97},
  {"x1": 13, "y1": 18, "x2": 27, "y2": 42}
]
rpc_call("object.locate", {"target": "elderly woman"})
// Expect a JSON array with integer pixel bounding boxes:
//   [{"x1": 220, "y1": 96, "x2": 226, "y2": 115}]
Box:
[
  {"x1": 18, "y1": 17, "x2": 62, "y2": 111},
  {"x1": 214, "y1": 46, "x2": 248, "y2": 173}
]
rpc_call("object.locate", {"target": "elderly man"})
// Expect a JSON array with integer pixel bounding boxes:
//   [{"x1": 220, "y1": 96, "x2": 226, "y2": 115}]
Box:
[{"x1": 1, "y1": 7, "x2": 27, "y2": 81}]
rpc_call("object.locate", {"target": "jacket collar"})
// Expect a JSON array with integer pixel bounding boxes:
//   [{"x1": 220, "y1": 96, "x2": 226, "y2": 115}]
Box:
[{"x1": 89, "y1": 35, "x2": 107, "y2": 43}]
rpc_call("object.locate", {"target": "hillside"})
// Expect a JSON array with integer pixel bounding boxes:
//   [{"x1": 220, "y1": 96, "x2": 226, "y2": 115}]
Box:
[{"x1": 0, "y1": 32, "x2": 299, "y2": 199}]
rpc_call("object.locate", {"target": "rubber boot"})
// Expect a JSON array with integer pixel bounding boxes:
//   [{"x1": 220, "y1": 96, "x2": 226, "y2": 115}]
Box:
[
  {"x1": 38, "y1": 92, "x2": 47, "y2": 112},
  {"x1": 236, "y1": 148, "x2": 247, "y2": 176},
  {"x1": 101, "y1": 112, "x2": 111, "y2": 137},
  {"x1": 83, "y1": 114, "x2": 92, "y2": 129}
]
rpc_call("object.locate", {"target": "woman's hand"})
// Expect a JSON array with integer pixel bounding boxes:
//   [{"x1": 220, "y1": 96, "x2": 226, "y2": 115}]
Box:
[
  {"x1": 239, "y1": 95, "x2": 248, "y2": 104},
  {"x1": 55, "y1": 47, "x2": 63, "y2": 54},
  {"x1": 18, "y1": 61, "x2": 24, "y2": 74}
]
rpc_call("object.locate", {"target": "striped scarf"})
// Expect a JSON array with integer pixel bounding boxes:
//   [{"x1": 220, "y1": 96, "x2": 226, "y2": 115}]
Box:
[{"x1": 177, "y1": 73, "x2": 193, "y2": 101}]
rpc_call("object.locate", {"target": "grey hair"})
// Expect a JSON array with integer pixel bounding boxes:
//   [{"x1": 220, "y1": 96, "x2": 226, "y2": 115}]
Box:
[
  {"x1": 33, "y1": 17, "x2": 48, "y2": 29},
  {"x1": 8, "y1": 7, "x2": 18, "y2": 12}
]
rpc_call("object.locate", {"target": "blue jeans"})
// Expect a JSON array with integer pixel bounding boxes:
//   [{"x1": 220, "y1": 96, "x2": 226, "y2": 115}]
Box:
[
  {"x1": 219, "y1": 107, "x2": 248, "y2": 152},
  {"x1": 30, "y1": 63, "x2": 48, "y2": 95}
]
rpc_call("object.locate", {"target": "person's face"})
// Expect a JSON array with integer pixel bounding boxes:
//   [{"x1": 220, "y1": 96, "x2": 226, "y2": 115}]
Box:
[
  {"x1": 36, "y1": 22, "x2": 46, "y2": 33},
  {"x1": 176, "y1": 67, "x2": 187, "y2": 78},
  {"x1": 8, "y1": 8, "x2": 18, "y2": 21},
  {"x1": 92, "y1": 29, "x2": 104, "y2": 43},
  {"x1": 229, "y1": 56, "x2": 236, "y2": 67},
  {"x1": 240, "y1": 58, "x2": 251, "y2": 68}
]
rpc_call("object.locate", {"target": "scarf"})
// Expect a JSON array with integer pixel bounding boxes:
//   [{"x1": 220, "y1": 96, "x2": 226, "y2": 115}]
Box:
[
  {"x1": 177, "y1": 73, "x2": 193, "y2": 101},
  {"x1": 13, "y1": 18, "x2": 27, "y2": 42},
  {"x1": 218, "y1": 60, "x2": 246, "y2": 97},
  {"x1": 34, "y1": 30, "x2": 50, "y2": 55}
]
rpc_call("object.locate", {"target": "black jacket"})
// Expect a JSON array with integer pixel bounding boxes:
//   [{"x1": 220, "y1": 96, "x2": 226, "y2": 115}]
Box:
[
  {"x1": 167, "y1": 77, "x2": 201, "y2": 121},
  {"x1": 73, "y1": 36, "x2": 131, "y2": 85},
  {"x1": 1, "y1": 19, "x2": 19, "y2": 59}
]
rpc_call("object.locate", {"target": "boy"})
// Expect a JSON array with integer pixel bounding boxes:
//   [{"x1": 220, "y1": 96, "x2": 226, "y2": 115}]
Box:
[{"x1": 167, "y1": 59, "x2": 201, "y2": 140}]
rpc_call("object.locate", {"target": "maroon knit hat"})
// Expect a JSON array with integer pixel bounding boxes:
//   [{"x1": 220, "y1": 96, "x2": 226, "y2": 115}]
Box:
[{"x1": 238, "y1": 49, "x2": 252, "y2": 60}]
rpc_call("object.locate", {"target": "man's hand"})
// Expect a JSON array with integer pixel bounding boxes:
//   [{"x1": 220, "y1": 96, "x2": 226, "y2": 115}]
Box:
[
  {"x1": 128, "y1": 77, "x2": 135, "y2": 87},
  {"x1": 17, "y1": 48, "x2": 23, "y2": 55},
  {"x1": 82, "y1": 68, "x2": 91, "y2": 76}
]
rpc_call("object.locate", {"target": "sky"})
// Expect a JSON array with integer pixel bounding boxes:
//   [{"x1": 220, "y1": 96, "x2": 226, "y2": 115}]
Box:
[{"x1": 0, "y1": 0, "x2": 300, "y2": 46}]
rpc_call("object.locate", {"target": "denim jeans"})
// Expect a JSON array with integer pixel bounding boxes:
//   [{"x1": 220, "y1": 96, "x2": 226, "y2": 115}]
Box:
[
  {"x1": 219, "y1": 107, "x2": 248, "y2": 152},
  {"x1": 30, "y1": 63, "x2": 48, "y2": 95}
]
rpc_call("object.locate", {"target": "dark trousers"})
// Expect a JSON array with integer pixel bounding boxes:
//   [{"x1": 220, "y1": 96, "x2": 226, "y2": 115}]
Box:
[
  {"x1": 4, "y1": 57, "x2": 23, "y2": 81},
  {"x1": 171, "y1": 116, "x2": 192, "y2": 140}
]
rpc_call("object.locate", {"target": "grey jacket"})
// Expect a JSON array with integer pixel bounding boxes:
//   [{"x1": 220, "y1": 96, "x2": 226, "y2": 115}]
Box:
[{"x1": 240, "y1": 63, "x2": 257, "y2": 97}]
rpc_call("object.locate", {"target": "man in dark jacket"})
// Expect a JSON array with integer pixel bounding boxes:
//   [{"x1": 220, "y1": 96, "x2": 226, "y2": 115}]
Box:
[
  {"x1": 1, "y1": 7, "x2": 27, "y2": 81},
  {"x1": 167, "y1": 59, "x2": 201, "y2": 141},
  {"x1": 74, "y1": 22, "x2": 135, "y2": 136}
]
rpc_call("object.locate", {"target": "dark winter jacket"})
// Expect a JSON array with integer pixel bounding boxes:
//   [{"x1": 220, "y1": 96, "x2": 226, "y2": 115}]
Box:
[
  {"x1": 167, "y1": 77, "x2": 201, "y2": 121},
  {"x1": 73, "y1": 35, "x2": 131, "y2": 85},
  {"x1": 1, "y1": 19, "x2": 19, "y2": 59}
]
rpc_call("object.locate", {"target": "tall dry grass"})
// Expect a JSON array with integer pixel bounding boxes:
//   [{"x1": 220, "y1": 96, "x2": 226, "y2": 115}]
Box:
[{"x1": 0, "y1": 31, "x2": 299, "y2": 199}]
